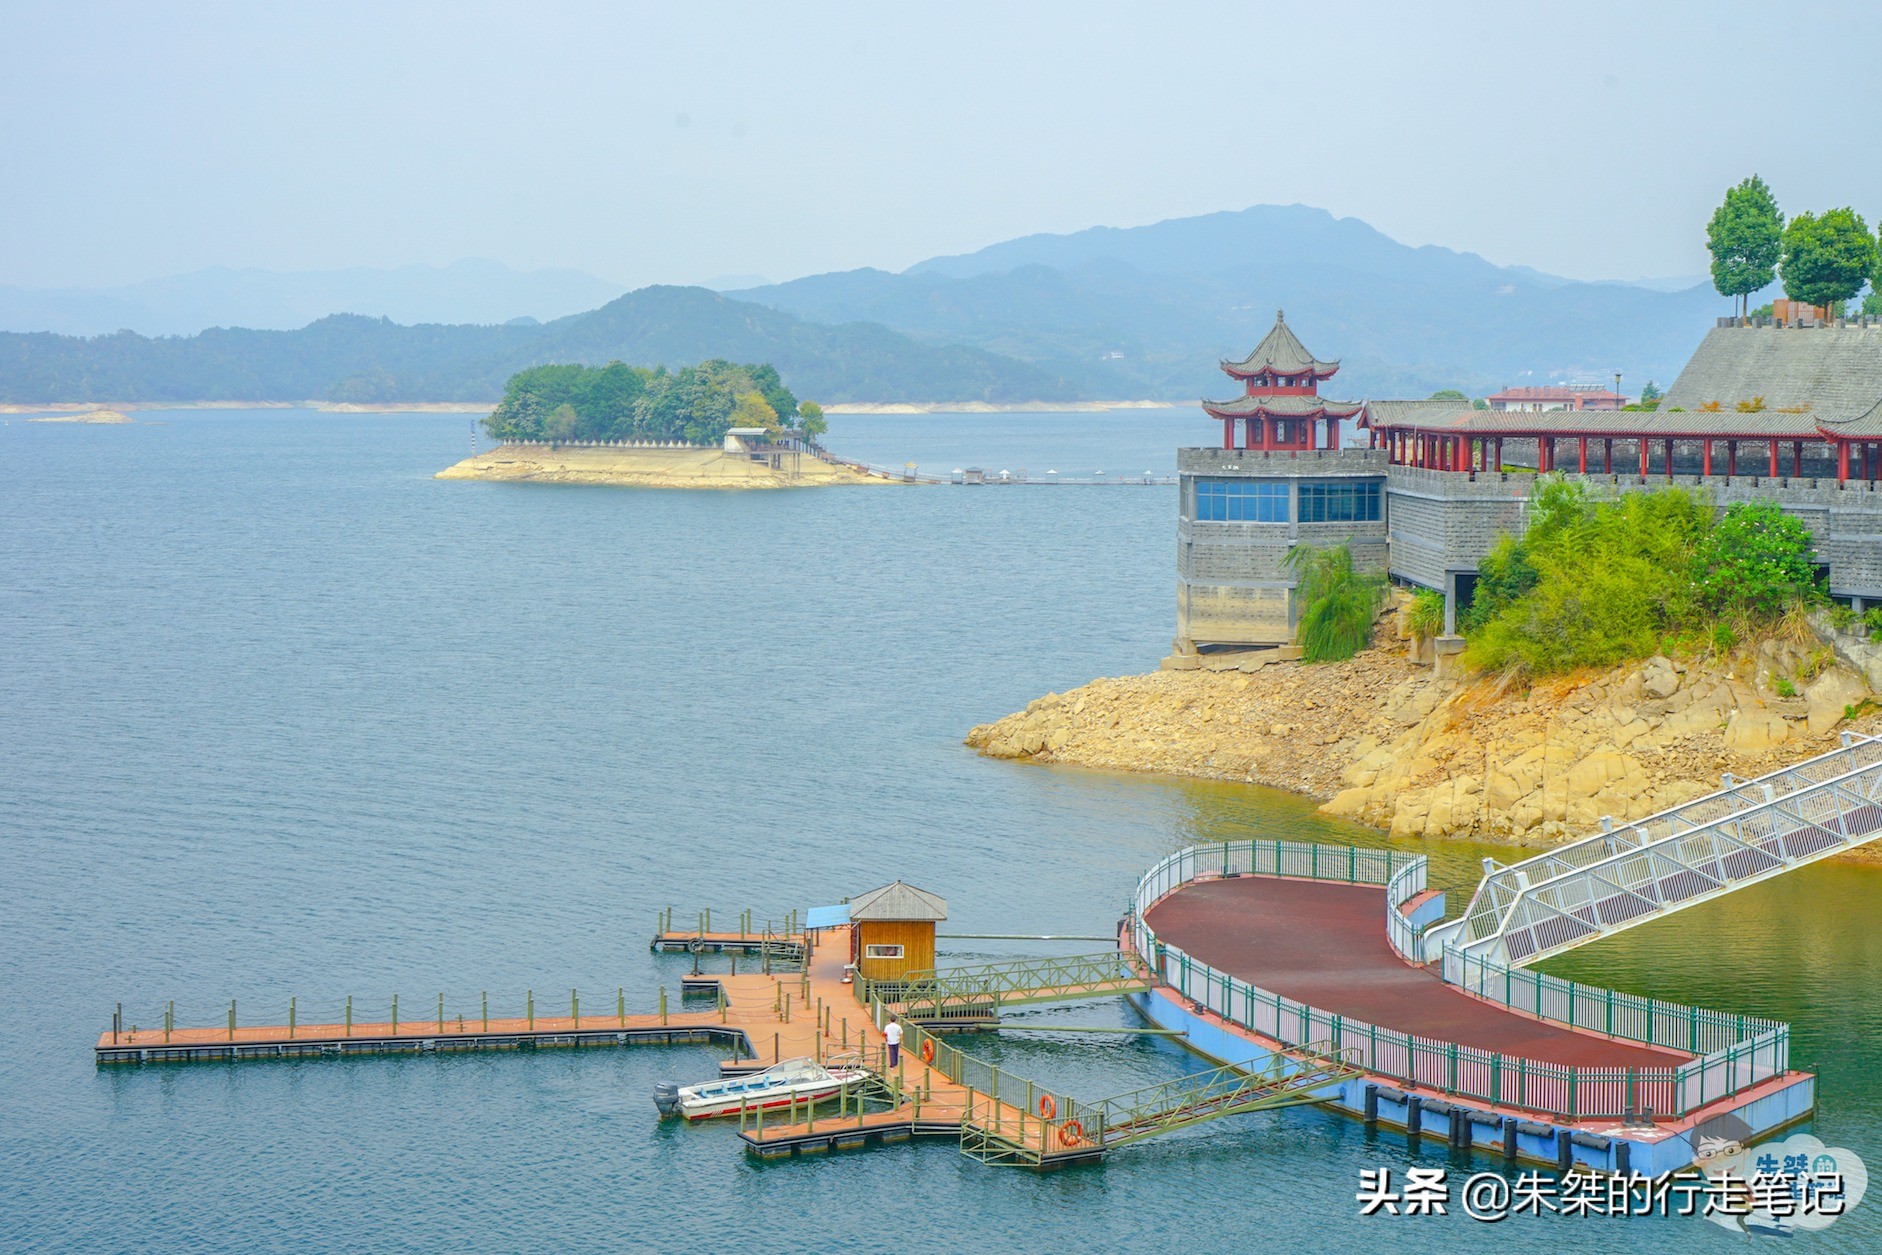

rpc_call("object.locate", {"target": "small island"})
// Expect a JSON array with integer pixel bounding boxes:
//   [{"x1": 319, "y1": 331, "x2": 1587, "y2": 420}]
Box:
[
  {"x1": 27, "y1": 408, "x2": 134, "y2": 424},
  {"x1": 436, "y1": 359, "x2": 895, "y2": 489}
]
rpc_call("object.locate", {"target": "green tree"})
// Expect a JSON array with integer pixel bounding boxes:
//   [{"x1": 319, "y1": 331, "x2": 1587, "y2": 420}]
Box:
[
  {"x1": 731, "y1": 389, "x2": 780, "y2": 432},
  {"x1": 1781, "y1": 208, "x2": 1877, "y2": 312},
  {"x1": 1284, "y1": 543, "x2": 1386, "y2": 662},
  {"x1": 1428, "y1": 388, "x2": 1468, "y2": 401},
  {"x1": 1706, "y1": 175, "x2": 1784, "y2": 319},
  {"x1": 798, "y1": 400, "x2": 828, "y2": 440}
]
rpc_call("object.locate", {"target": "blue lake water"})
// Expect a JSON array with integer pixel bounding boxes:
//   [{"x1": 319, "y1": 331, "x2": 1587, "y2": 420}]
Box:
[{"x1": 3, "y1": 408, "x2": 1878, "y2": 1252}]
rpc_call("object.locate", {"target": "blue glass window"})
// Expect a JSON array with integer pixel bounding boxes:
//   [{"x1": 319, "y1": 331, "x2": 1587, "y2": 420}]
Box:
[
  {"x1": 1298, "y1": 480, "x2": 1381, "y2": 523},
  {"x1": 1195, "y1": 479, "x2": 1288, "y2": 522}
]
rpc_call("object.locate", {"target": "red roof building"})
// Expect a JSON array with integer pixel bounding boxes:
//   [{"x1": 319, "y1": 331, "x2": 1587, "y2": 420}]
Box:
[{"x1": 1484, "y1": 385, "x2": 1625, "y2": 412}]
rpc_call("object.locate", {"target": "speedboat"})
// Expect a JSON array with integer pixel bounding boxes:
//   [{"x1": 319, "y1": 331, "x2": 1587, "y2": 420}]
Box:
[{"x1": 653, "y1": 1056, "x2": 870, "y2": 1120}]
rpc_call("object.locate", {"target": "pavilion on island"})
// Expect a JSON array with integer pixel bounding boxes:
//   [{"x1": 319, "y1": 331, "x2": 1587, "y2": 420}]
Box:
[{"x1": 1202, "y1": 311, "x2": 1363, "y2": 452}]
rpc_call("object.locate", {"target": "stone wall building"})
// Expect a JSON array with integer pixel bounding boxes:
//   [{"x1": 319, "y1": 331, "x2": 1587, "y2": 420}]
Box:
[{"x1": 1176, "y1": 313, "x2": 1882, "y2": 652}]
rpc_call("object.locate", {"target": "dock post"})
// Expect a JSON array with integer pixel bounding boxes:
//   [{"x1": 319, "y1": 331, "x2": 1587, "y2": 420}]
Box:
[
  {"x1": 165, "y1": 1001, "x2": 173, "y2": 1044},
  {"x1": 617, "y1": 988, "x2": 624, "y2": 1027},
  {"x1": 730, "y1": 955, "x2": 737, "y2": 977},
  {"x1": 113, "y1": 1003, "x2": 121, "y2": 1045},
  {"x1": 1555, "y1": 1128, "x2": 1573, "y2": 1171},
  {"x1": 571, "y1": 988, "x2": 579, "y2": 1030},
  {"x1": 228, "y1": 999, "x2": 236, "y2": 1042},
  {"x1": 1502, "y1": 1117, "x2": 1518, "y2": 1161},
  {"x1": 1363, "y1": 1084, "x2": 1378, "y2": 1126},
  {"x1": 720, "y1": 990, "x2": 727, "y2": 1024},
  {"x1": 1406, "y1": 1096, "x2": 1422, "y2": 1138},
  {"x1": 482, "y1": 991, "x2": 488, "y2": 1032},
  {"x1": 774, "y1": 1032, "x2": 780, "y2": 1063},
  {"x1": 438, "y1": 994, "x2": 444, "y2": 1034},
  {"x1": 528, "y1": 990, "x2": 534, "y2": 1032},
  {"x1": 346, "y1": 995, "x2": 352, "y2": 1037},
  {"x1": 659, "y1": 988, "x2": 666, "y2": 1026},
  {"x1": 842, "y1": 1017, "x2": 848, "y2": 1049},
  {"x1": 289, "y1": 997, "x2": 296, "y2": 1041},
  {"x1": 391, "y1": 994, "x2": 398, "y2": 1035}
]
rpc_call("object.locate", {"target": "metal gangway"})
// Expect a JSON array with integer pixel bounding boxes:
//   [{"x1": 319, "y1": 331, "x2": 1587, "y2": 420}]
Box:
[
  {"x1": 868, "y1": 952, "x2": 1155, "y2": 1025},
  {"x1": 1428, "y1": 732, "x2": 1882, "y2": 968},
  {"x1": 959, "y1": 1043, "x2": 1360, "y2": 1167}
]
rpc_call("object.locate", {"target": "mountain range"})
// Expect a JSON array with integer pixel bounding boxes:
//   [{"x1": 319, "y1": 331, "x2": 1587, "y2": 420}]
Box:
[{"x1": 0, "y1": 205, "x2": 1754, "y2": 405}]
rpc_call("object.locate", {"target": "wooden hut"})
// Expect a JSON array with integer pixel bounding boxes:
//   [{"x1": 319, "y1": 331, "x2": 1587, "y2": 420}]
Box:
[{"x1": 848, "y1": 880, "x2": 948, "y2": 983}]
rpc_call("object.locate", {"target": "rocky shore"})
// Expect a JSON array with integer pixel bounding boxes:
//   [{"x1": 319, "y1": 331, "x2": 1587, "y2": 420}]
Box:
[
  {"x1": 967, "y1": 614, "x2": 1882, "y2": 852},
  {"x1": 435, "y1": 443, "x2": 896, "y2": 489}
]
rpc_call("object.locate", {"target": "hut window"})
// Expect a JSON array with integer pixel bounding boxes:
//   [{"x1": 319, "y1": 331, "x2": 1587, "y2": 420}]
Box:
[{"x1": 864, "y1": 944, "x2": 905, "y2": 959}]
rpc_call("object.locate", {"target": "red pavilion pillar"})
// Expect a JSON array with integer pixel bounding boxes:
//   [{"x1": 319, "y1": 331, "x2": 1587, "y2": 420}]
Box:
[
  {"x1": 1769, "y1": 440, "x2": 1780, "y2": 478},
  {"x1": 1604, "y1": 439, "x2": 1614, "y2": 473},
  {"x1": 1727, "y1": 441, "x2": 1738, "y2": 477},
  {"x1": 1664, "y1": 439, "x2": 1675, "y2": 478},
  {"x1": 1638, "y1": 437, "x2": 1649, "y2": 477},
  {"x1": 1792, "y1": 441, "x2": 1804, "y2": 478},
  {"x1": 1223, "y1": 417, "x2": 1234, "y2": 450},
  {"x1": 1577, "y1": 437, "x2": 1588, "y2": 474},
  {"x1": 1838, "y1": 440, "x2": 1852, "y2": 484},
  {"x1": 1703, "y1": 439, "x2": 1714, "y2": 476}
]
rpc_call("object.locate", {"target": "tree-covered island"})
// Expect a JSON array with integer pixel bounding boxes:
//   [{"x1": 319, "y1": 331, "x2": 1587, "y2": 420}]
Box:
[{"x1": 482, "y1": 359, "x2": 828, "y2": 445}]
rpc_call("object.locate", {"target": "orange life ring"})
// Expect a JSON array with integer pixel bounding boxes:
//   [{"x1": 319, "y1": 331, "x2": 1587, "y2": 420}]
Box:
[
  {"x1": 1038, "y1": 1094, "x2": 1056, "y2": 1120},
  {"x1": 919, "y1": 1037, "x2": 935, "y2": 1064},
  {"x1": 1058, "y1": 1119, "x2": 1084, "y2": 1148}
]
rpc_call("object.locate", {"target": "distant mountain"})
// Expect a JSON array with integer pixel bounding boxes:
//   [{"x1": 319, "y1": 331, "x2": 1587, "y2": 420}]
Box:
[
  {"x1": 0, "y1": 286, "x2": 1080, "y2": 405},
  {"x1": 0, "y1": 259, "x2": 628, "y2": 337},
  {"x1": 731, "y1": 204, "x2": 1757, "y2": 399}
]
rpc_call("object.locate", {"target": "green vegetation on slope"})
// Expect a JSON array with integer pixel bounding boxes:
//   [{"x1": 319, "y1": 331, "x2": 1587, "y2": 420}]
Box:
[
  {"x1": 482, "y1": 359, "x2": 804, "y2": 445},
  {"x1": 1461, "y1": 479, "x2": 1822, "y2": 675}
]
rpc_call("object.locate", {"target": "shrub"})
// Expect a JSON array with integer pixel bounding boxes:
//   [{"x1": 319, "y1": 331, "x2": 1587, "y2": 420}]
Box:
[
  {"x1": 1286, "y1": 543, "x2": 1385, "y2": 663},
  {"x1": 1773, "y1": 676, "x2": 1797, "y2": 698},
  {"x1": 1693, "y1": 500, "x2": 1823, "y2": 620},
  {"x1": 1406, "y1": 587, "x2": 1446, "y2": 640}
]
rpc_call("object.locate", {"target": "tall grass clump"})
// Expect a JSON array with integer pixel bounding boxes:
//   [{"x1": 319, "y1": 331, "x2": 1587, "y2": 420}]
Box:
[
  {"x1": 1286, "y1": 542, "x2": 1386, "y2": 662},
  {"x1": 1461, "y1": 477, "x2": 1823, "y2": 676}
]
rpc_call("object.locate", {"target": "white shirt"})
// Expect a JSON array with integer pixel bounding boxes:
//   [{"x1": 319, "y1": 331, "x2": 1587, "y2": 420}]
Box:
[{"x1": 884, "y1": 1022, "x2": 903, "y2": 1046}]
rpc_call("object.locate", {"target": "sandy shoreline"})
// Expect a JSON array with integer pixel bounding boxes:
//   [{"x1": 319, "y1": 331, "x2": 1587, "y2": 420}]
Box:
[
  {"x1": 435, "y1": 443, "x2": 901, "y2": 489},
  {"x1": 0, "y1": 401, "x2": 494, "y2": 415}
]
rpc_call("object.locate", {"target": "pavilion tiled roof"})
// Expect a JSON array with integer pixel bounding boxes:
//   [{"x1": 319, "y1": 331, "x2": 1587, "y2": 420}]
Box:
[
  {"x1": 1202, "y1": 394, "x2": 1364, "y2": 418},
  {"x1": 1221, "y1": 310, "x2": 1340, "y2": 379},
  {"x1": 1662, "y1": 322, "x2": 1882, "y2": 413}
]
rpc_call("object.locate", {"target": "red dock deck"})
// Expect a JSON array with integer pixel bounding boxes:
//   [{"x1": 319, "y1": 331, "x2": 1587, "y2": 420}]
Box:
[{"x1": 1144, "y1": 876, "x2": 1686, "y2": 1069}]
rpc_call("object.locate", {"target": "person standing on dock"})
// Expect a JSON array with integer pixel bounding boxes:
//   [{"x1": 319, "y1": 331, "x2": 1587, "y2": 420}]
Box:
[{"x1": 884, "y1": 1020, "x2": 902, "y2": 1068}]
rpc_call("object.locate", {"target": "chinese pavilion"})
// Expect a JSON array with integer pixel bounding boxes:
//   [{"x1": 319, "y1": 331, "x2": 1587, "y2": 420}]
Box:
[{"x1": 1203, "y1": 311, "x2": 1364, "y2": 452}]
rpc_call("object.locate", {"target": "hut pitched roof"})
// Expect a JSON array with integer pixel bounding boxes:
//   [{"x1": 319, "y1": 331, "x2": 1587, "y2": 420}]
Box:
[
  {"x1": 848, "y1": 880, "x2": 948, "y2": 922},
  {"x1": 1221, "y1": 310, "x2": 1340, "y2": 379}
]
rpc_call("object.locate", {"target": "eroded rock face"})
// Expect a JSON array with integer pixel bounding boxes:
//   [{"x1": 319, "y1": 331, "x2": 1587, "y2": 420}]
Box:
[{"x1": 964, "y1": 639, "x2": 1880, "y2": 849}]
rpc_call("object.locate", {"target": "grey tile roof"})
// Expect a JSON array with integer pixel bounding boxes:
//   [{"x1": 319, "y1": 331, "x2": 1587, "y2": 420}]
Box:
[
  {"x1": 1662, "y1": 323, "x2": 1882, "y2": 413},
  {"x1": 1362, "y1": 399, "x2": 1826, "y2": 439},
  {"x1": 1221, "y1": 310, "x2": 1339, "y2": 378},
  {"x1": 1202, "y1": 394, "x2": 1364, "y2": 418},
  {"x1": 848, "y1": 880, "x2": 948, "y2": 922}
]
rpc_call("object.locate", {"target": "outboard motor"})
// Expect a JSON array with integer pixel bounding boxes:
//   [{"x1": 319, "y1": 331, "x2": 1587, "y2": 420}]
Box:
[{"x1": 652, "y1": 1082, "x2": 682, "y2": 1116}]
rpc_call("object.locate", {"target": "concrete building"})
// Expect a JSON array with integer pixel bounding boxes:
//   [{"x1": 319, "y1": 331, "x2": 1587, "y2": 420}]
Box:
[{"x1": 1176, "y1": 314, "x2": 1882, "y2": 653}]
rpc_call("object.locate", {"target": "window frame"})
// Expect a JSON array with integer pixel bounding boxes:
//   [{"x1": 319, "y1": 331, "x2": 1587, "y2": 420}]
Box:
[{"x1": 863, "y1": 944, "x2": 905, "y2": 960}]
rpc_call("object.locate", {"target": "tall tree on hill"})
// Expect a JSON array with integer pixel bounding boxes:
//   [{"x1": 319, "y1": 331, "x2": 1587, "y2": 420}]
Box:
[
  {"x1": 1706, "y1": 175, "x2": 1784, "y2": 320},
  {"x1": 1781, "y1": 208, "x2": 1878, "y2": 316}
]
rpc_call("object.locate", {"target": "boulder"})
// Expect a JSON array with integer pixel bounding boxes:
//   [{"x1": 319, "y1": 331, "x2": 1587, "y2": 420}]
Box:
[
  {"x1": 1723, "y1": 708, "x2": 1791, "y2": 756},
  {"x1": 1805, "y1": 667, "x2": 1869, "y2": 736},
  {"x1": 1641, "y1": 656, "x2": 1680, "y2": 699}
]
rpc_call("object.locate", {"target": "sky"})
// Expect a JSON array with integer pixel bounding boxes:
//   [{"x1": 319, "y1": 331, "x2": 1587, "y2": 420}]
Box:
[{"x1": 5, "y1": 0, "x2": 1880, "y2": 291}]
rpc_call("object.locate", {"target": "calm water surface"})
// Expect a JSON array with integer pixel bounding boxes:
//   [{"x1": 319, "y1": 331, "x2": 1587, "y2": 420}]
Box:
[{"x1": 2, "y1": 409, "x2": 1878, "y2": 1253}]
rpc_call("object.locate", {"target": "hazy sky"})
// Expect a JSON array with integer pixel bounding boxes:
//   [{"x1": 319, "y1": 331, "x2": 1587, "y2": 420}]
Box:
[{"x1": 6, "y1": 1, "x2": 1879, "y2": 290}]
